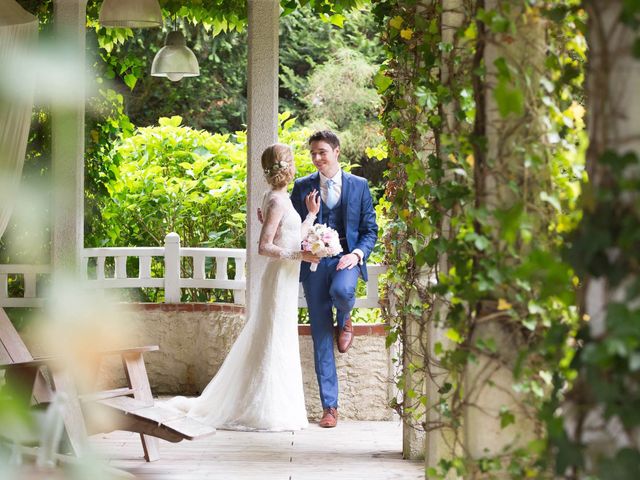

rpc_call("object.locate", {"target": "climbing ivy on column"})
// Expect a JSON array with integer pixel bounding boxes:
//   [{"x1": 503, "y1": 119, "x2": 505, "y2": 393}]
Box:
[{"x1": 374, "y1": 0, "x2": 585, "y2": 477}]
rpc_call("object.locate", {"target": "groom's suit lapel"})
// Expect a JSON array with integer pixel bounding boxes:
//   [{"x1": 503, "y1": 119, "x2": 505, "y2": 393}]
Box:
[{"x1": 341, "y1": 171, "x2": 351, "y2": 226}]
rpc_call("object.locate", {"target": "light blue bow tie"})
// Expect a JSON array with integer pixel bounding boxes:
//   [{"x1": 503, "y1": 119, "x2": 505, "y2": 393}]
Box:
[{"x1": 325, "y1": 179, "x2": 339, "y2": 209}]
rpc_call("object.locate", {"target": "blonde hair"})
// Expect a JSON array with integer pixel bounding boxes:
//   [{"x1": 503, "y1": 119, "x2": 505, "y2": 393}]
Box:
[{"x1": 261, "y1": 143, "x2": 294, "y2": 188}]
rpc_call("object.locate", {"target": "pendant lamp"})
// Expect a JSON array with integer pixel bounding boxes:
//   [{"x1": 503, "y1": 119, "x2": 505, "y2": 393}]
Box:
[
  {"x1": 151, "y1": 30, "x2": 200, "y2": 82},
  {"x1": 0, "y1": 0, "x2": 37, "y2": 26},
  {"x1": 99, "y1": 0, "x2": 163, "y2": 28}
]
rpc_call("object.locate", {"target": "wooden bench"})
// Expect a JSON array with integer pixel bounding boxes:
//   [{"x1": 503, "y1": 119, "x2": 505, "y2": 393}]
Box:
[{"x1": 0, "y1": 307, "x2": 215, "y2": 462}]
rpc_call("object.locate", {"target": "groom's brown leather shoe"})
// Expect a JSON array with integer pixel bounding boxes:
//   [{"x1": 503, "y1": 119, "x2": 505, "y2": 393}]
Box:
[
  {"x1": 319, "y1": 407, "x2": 338, "y2": 428},
  {"x1": 337, "y1": 317, "x2": 354, "y2": 353}
]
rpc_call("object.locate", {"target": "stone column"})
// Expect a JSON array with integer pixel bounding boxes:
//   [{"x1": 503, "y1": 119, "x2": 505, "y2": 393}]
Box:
[
  {"x1": 401, "y1": 310, "x2": 426, "y2": 460},
  {"x1": 246, "y1": 0, "x2": 279, "y2": 317},
  {"x1": 463, "y1": 0, "x2": 543, "y2": 461},
  {"x1": 421, "y1": 0, "x2": 466, "y2": 470},
  {"x1": 51, "y1": 0, "x2": 87, "y2": 273}
]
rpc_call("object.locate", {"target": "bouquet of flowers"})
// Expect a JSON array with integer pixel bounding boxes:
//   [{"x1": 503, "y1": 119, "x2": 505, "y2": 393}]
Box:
[{"x1": 302, "y1": 224, "x2": 343, "y2": 272}]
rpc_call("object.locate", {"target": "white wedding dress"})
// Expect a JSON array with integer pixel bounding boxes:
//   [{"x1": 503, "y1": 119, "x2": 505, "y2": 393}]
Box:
[{"x1": 167, "y1": 191, "x2": 310, "y2": 431}]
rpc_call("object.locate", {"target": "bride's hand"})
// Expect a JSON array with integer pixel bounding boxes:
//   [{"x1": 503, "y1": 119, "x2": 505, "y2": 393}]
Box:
[
  {"x1": 301, "y1": 251, "x2": 320, "y2": 264},
  {"x1": 305, "y1": 189, "x2": 320, "y2": 216}
]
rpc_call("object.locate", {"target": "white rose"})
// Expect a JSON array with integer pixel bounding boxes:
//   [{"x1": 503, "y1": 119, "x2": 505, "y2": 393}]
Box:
[{"x1": 311, "y1": 241, "x2": 325, "y2": 255}]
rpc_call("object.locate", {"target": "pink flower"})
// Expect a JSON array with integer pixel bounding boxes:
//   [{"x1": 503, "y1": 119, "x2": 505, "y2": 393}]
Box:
[{"x1": 301, "y1": 224, "x2": 343, "y2": 266}]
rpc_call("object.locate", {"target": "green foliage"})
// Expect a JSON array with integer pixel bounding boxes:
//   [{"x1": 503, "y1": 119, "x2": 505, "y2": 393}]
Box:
[
  {"x1": 493, "y1": 79, "x2": 525, "y2": 117},
  {"x1": 374, "y1": 0, "x2": 585, "y2": 477},
  {"x1": 90, "y1": 113, "x2": 314, "y2": 301},
  {"x1": 95, "y1": 113, "x2": 314, "y2": 250},
  {"x1": 99, "y1": 115, "x2": 246, "y2": 249},
  {"x1": 86, "y1": 2, "x2": 387, "y2": 197},
  {"x1": 561, "y1": 149, "x2": 640, "y2": 478},
  {"x1": 90, "y1": 2, "x2": 386, "y2": 184},
  {"x1": 0, "y1": 384, "x2": 35, "y2": 443},
  {"x1": 91, "y1": 23, "x2": 249, "y2": 134},
  {"x1": 540, "y1": 2, "x2": 640, "y2": 478},
  {"x1": 304, "y1": 48, "x2": 382, "y2": 160},
  {"x1": 281, "y1": 0, "x2": 368, "y2": 17},
  {"x1": 85, "y1": 89, "x2": 135, "y2": 249},
  {"x1": 280, "y1": 5, "x2": 384, "y2": 117}
]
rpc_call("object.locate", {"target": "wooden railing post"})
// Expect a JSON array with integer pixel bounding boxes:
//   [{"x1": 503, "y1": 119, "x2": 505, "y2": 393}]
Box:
[{"x1": 164, "y1": 233, "x2": 180, "y2": 303}]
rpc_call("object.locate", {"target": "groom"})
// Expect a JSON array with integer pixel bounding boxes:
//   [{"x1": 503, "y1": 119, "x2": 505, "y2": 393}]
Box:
[{"x1": 291, "y1": 130, "x2": 378, "y2": 428}]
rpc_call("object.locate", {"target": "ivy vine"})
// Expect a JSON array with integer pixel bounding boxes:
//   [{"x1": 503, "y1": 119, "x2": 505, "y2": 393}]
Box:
[
  {"x1": 374, "y1": 0, "x2": 585, "y2": 477},
  {"x1": 557, "y1": 1, "x2": 640, "y2": 478}
]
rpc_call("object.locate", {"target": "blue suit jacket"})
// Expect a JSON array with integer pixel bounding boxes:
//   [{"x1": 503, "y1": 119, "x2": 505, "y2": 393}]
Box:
[{"x1": 291, "y1": 171, "x2": 378, "y2": 282}]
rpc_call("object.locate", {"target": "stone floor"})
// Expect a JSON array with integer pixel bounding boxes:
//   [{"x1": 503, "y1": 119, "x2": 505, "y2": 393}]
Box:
[{"x1": 91, "y1": 420, "x2": 424, "y2": 479}]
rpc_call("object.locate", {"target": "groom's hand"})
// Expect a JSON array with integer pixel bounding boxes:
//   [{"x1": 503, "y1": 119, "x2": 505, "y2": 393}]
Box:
[
  {"x1": 305, "y1": 189, "x2": 321, "y2": 216},
  {"x1": 336, "y1": 253, "x2": 359, "y2": 271}
]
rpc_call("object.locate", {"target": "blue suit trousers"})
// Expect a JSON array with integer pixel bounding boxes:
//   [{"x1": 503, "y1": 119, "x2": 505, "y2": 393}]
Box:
[{"x1": 302, "y1": 255, "x2": 360, "y2": 409}]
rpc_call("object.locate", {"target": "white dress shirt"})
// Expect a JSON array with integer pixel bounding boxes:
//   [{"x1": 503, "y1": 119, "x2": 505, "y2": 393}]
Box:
[
  {"x1": 319, "y1": 170, "x2": 342, "y2": 205},
  {"x1": 319, "y1": 170, "x2": 364, "y2": 264}
]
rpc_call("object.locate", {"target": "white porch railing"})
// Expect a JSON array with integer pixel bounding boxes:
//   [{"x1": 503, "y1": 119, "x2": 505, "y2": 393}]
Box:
[
  {"x1": 1, "y1": 233, "x2": 386, "y2": 309},
  {"x1": 81, "y1": 232, "x2": 247, "y2": 304},
  {"x1": 0, "y1": 264, "x2": 51, "y2": 307}
]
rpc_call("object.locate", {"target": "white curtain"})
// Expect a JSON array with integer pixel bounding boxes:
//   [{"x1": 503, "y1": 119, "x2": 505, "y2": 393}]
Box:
[{"x1": 0, "y1": 0, "x2": 38, "y2": 240}]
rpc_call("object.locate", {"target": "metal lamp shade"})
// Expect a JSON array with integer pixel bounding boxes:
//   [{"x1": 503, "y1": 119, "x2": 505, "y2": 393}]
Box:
[
  {"x1": 0, "y1": 0, "x2": 37, "y2": 27},
  {"x1": 99, "y1": 0, "x2": 163, "y2": 28},
  {"x1": 151, "y1": 31, "x2": 200, "y2": 82}
]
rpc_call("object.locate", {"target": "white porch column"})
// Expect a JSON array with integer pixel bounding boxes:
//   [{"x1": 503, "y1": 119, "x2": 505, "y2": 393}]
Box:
[
  {"x1": 246, "y1": 0, "x2": 279, "y2": 317},
  {"x1": 51, "y1": 0, "x2": 87, "y2": 273}
]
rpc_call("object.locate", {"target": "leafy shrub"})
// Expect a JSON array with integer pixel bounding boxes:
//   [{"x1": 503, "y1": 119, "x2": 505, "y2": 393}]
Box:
[
  {"x1": 92, "y1": 113, "x2": 315, "y2": 302},
  {"x1": 96, "y1": 113, "x2": 315, "y2": 250},
  {"x1": 100, "y1": 115, "x2": 246, "y2": 249}
]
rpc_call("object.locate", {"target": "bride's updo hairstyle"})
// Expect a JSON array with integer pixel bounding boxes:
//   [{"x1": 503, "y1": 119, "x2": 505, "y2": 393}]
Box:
[{"x1": 261, "y1": 143, "x2": 295, "y2": 189}]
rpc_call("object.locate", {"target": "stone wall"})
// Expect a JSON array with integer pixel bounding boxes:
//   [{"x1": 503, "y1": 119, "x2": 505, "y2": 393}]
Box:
[{"x1": 25, "y1": 303, "x2": 395, "y2": 421}]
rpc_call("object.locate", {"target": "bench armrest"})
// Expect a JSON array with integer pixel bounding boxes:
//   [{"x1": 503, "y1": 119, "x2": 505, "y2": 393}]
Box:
[
  {"x1": 95, "y1": 346, "x2": 159, "y2": 357},
  {"x1": 0, "y1": 346, "x2": 159, "y2": 369}
]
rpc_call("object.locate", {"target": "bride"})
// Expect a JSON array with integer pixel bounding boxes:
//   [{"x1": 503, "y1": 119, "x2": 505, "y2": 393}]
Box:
[{"x1": 168, "y1": 143, "x2": 320, "y2": 431}]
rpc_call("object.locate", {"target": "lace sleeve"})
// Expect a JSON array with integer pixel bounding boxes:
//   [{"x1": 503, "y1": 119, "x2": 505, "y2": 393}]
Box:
[
  {"x1": 258, "y1": 194, "x2": 303, "y2": 261},
  {"x1": 278, "y1": 249, "x2": 302, "y2": 260},
  {"x1": 301, "y1": 212, "x2": 317, "y2": 238}
]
